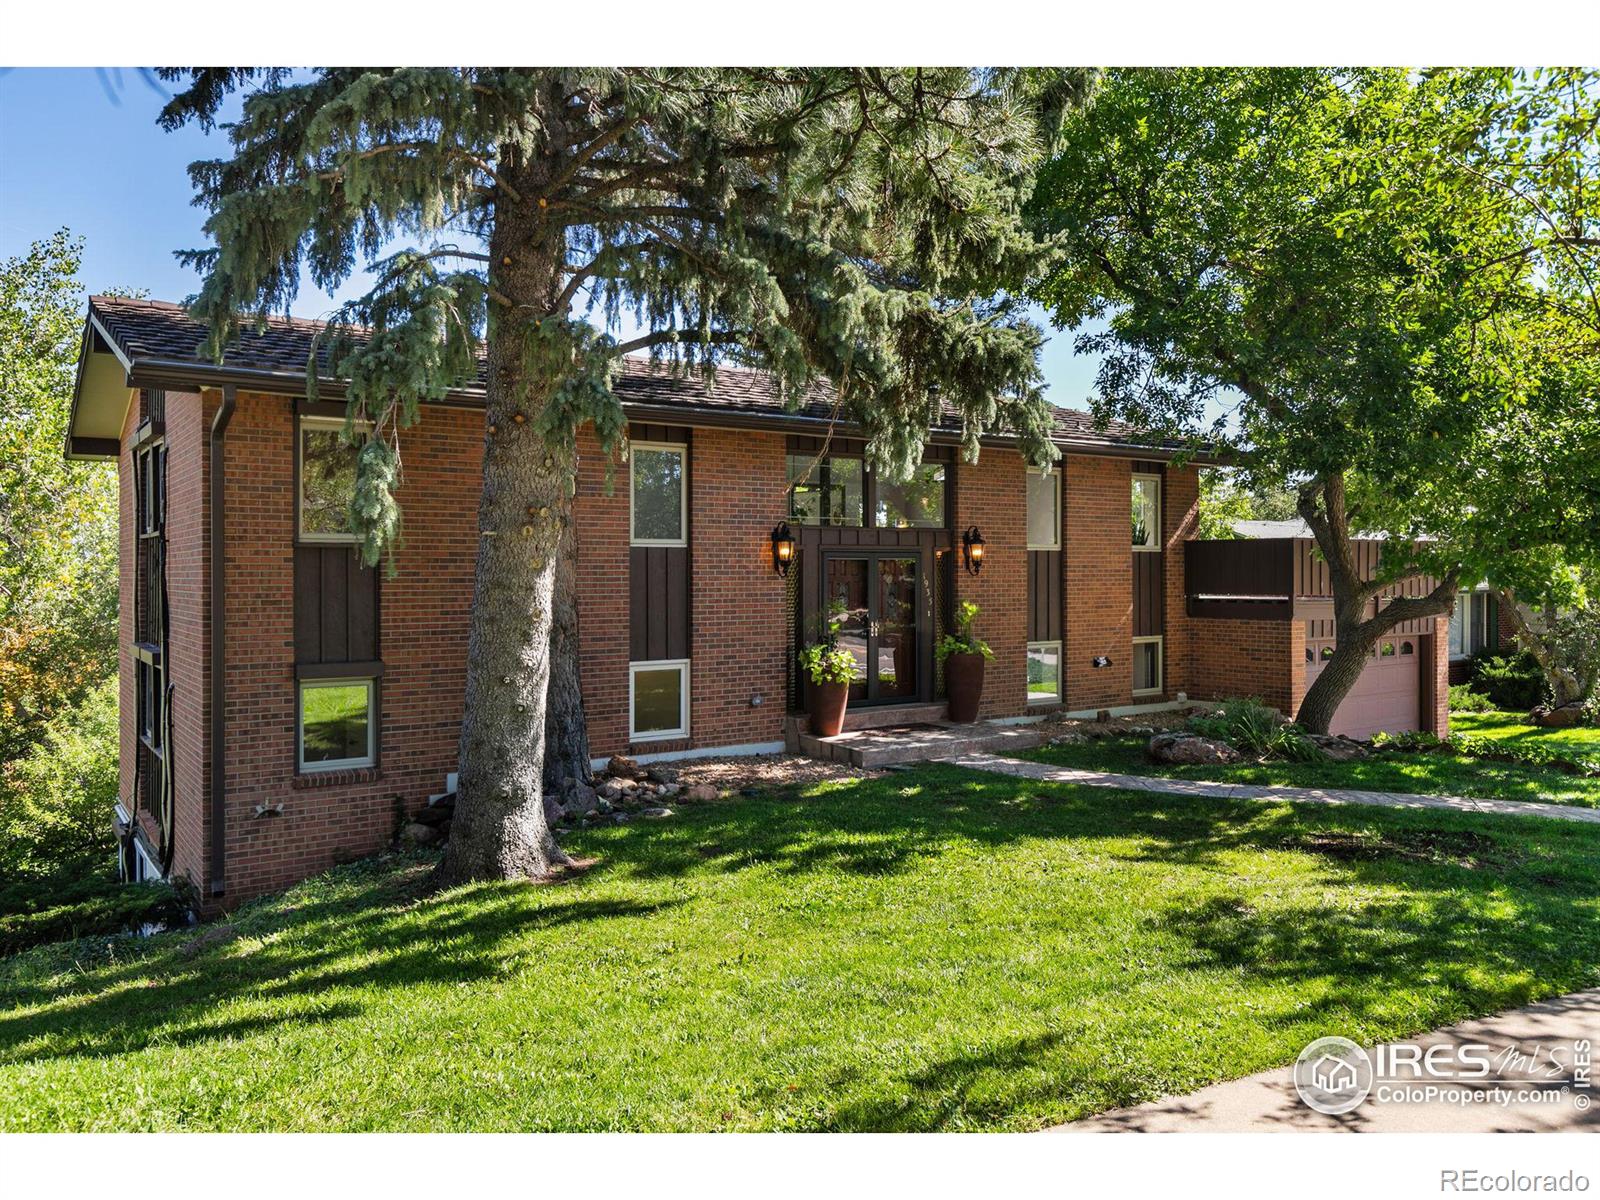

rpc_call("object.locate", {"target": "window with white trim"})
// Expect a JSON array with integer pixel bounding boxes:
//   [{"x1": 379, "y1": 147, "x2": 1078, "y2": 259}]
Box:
[
  {"x1": 297, "y1": 678, "x2": 376, "y2": 771},
  {"x1": 630, "y1": 443, "x2": 687, "y2": 545},
  {"x1": 1027, "y1": 466, "x2": 1060, "y2": 550},
  {"x1": 1027, "y1": 641, "x2": 1061, "y2": 704},
  {"x1": 1132, "y1": 474, "x2": 1160, "y2": 551},
  {"x1": 1133, "y1": 636, "x2": 1163, "y2": 695},
  {"x1": 1449, "y1": 590, "x2": 1493, "y2": 660},
  {"x1": 298, "y1": 416, "x2": 365, "y2": 542},
  {"x1": 630, "y1": 660, "x2": 690, "y2": 741}
]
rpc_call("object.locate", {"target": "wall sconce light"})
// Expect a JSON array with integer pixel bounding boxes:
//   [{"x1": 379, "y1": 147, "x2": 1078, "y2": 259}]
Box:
[
  {"x1": 770, "y1": 521, "x2": 797, "y2": 577},
  {"x1": 961, "y1": 525, "x2": 987, "y2": 575}
]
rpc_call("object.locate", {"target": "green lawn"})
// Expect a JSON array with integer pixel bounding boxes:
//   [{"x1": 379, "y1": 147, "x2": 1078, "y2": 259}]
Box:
[
  {"x1": 1019, "y1": 732, "x2": 1600, "y2": 809},
  {"x1": 1451, "y1": 711, "x2": 1600, "y2": 757},
  {"x1": 3, "y1": 767, "x2": 1598, "y2": 1131}
]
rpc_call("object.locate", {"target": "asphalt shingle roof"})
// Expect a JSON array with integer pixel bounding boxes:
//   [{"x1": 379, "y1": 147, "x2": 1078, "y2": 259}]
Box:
[{"x1": 87, "y1": 294, "x2": 1159, "y2": 451}]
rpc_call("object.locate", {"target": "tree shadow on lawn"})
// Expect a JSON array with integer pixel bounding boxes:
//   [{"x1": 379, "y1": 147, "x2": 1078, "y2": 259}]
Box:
[
  {"x1": 0, "y1": 880, "x2": 683, "y2": 1066},
  {"x1": 3, "y1": 766, "x2": 1596, "y2": 1089}
]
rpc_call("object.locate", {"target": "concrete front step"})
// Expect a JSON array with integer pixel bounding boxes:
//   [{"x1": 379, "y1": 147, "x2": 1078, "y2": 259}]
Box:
[{"x1": 797, "y1": 720, "x2": 1044, "y2": 768}]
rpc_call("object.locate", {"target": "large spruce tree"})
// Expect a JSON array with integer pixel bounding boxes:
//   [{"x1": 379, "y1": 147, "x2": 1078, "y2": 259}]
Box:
[{"x1": 160, "y1": 68, "x2": 1088, "y2": 884}]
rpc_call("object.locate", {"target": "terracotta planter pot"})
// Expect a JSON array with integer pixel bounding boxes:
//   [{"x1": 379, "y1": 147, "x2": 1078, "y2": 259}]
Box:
[
  {"x1": 807, "y1": 678, "x2": 851, "y2": 736},
  {"x1": 945, "y1": 652, "x2": 986, "y2": 723}
]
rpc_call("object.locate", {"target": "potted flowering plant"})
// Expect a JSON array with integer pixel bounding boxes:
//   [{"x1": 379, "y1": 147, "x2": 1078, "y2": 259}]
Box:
[
  {"x1": 799, "y1": 612, "x2": 859, "y2": 736},
  {"x1": 936, "y1": 600, "x2": 993, "y2": 723}
]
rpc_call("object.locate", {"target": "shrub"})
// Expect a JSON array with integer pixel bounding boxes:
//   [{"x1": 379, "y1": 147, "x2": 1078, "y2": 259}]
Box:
[
  {"x1": 1448, "y1": 683, "x2": 1494, "y2": 713},
  {"x1": 1469, "y1": 651, "x2": 1549, "y2": 713},
  {"x1": 1188, "y1": 697, "x2": 1320, "y2": 761},
  {"x1": 0, "y1": 871, "x2": 184, "y2": 957},
  {"x1": 935, "y1": 600, "x2": 993, "y2": 661},
  {"x1": 0, "y1": 678, "x2": 118, "y2": 878}
]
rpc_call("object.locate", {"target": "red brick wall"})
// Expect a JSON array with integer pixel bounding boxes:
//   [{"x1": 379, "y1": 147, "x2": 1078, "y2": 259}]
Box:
[
  {"x1": 217, "y1": 393, "x2": 481, "y2": 904},
  {"x1": 1062, "y1": 455, "x2": 1134, "y2": 709},
  {"x1": 953, "y1": 447, "x2": 1029, "y2": 718},
  {"x1": 685, "y1": 428, "x2": 789, "y2": 747},
  {"x1": 117, "y1": 401, "x2": 137, "y2": 835},
  {"x1": 164, "y1": 390, "x2": 210, "y2": 893},
  {"x1": 1425, "y1": 618, "x2": 1450, "y2": 736},
  {"x1": 1188, "y1": 617, "x2": 1300, "y2": 717}
]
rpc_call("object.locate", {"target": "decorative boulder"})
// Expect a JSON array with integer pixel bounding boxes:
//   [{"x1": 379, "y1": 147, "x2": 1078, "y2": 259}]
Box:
[
  {"x1": 403, "y1": 820, "x2": 442, "y2": 846},
  {"x1": 639, "y1": 807, "x2": 673, "y2": 819},
  {"x1": 1049, "y1": 732, "x2": 1087, "y2": 747},
  {"x1": 1533, "y1": 703, "x2": 1584, "y2": 728},
  {"x1": 645, "y1": 764, "x2": 680, "y2": 785},
  {"x1": 561, "y1": 780, "x2": 599, "y2": 818},
  {"x1": 683, "y1": 783, "x2": 719, "y2": 803},
  {"x1": 1306, "y1": 733, "x2": 1370, "y2": 762},
  {"x1": 1147, "y1": 730, "x2": 1242, "y2": 765},
  {"x1": 607, "y1": 755, "x2": 646, "y2": 780}
]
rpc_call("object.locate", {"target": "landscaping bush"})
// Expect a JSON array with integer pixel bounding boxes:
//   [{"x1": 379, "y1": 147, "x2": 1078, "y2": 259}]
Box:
[
  {"x1": 1469, "y1": 651, "x2": 1549, "y2": 713},
  {"x1": 1448, "y1": 683, "x2": 1494, "y2": 713},
  {"x1": 1188, "y1": 697, "x2": 1320, "y2": 761},
  {"x1": 0, "y1": 678, "x2": 118, "y2": 877},
  {"x1": 1373, "y1": 728, "x2": 1600, "y2": 778},
  {"x1": 0, "y1": 870, "x2": 184, "y2": 957}
]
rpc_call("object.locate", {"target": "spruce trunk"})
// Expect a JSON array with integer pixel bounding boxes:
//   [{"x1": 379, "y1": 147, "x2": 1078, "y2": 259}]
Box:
[
  {"x1": 543, "y1": 507, "x2": 593, "y2": 797},
  {"x1": 435, "y1": 212, "x2": 572, "y2": 886}
]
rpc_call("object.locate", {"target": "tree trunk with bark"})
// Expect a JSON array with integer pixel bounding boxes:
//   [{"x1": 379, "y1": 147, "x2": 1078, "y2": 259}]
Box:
[
  {"x1": 1293, "y1": 471, "x2": 1459, "y2": 735},
  {"x1": 542, "y1": 508, "x2": 593, "y2": 798},
  {"x1": 435, "y1": 185, "x2": 574, "y2": 887},
  {"x1": 1494, "y1": 586, "x2": 1585, "y2": 706}
]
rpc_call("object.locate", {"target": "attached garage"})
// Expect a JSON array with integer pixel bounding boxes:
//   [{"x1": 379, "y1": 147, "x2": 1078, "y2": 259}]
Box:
[{"x1": 1304, "y1": 634, "x2": 1424, "y2": 739}]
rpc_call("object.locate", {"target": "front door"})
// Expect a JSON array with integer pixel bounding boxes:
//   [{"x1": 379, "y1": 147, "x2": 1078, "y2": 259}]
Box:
[{"x1": 823, "y1": 554, "x2": 921, "y2": 705}]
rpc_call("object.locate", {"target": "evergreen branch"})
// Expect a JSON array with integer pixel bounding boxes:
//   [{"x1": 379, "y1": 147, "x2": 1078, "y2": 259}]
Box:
[{"x1": 612, "y1": 329, "x2": 751, "y2": 357}]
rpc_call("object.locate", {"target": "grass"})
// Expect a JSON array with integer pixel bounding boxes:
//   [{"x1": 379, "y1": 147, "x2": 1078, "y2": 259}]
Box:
[
  {"x1": 1451, "y1": 710, "x2": 1600, "y2": 757},
  {"x1": 1019, "y1": 733, "x2": 1600, "y2": 809},
  {"x1": 2, "y1": 766, "x2": 1598, "y2": 1131}
]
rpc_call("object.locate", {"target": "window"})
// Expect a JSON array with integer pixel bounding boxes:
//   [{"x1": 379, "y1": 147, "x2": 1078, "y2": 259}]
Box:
[
  {"x1": 136, "y1": 653, "x2": 163, "y2": 753},
  {"x1": 298, "y1": 417, "x2": 363, "y2": 542},
  {"x1": 1449, "y1": 590, "x2": 1495, "y2": 660},
  {"x1": 1133, "y1": 636, "x2": 1163, "y2": 695},
  {"x1": 1132, "y1": 474, "x2": 1160, "y2": 551},
  {"x1": 787, "y1": 454, "x2": 864, "y2": 527},
  {"x1": 1380, "y1": 641, "x2": 1396, "y2": 657},
  {"x1": 1027, "y1": 467, "x2": 1060, "y2": 550},
  {"x1": 876, "y1": 464, "x2": 946, "y2": 529},
  {"x1": 1027, "y1": 641, "x2": 1061, "y2": 704},
  {"x1": 297, "y1": 679, "x2": 375, "y2": 771},
  {"x1": 630, "y1": 660, "x2": 689, "y2": 741},
  {"x1": 630, "y1": 443, "x2": 687, "y2": 545}
]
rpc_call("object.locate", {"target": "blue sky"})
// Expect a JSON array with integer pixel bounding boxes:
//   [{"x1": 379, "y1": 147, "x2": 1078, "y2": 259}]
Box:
[{"x1": 0, "y1": 67, "x2": 1106, "y2": 411}]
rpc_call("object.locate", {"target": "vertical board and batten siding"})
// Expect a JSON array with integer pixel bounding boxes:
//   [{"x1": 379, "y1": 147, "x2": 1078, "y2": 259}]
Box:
[
  {"x1": 1131, "y1": 461, "x2": 1164, "y2": 638},
  {"x1": 293, "y1": 546, "x2": 379, "y2": 664},
  {"x1": 1026, "y1": 549, "x2": 1062, "y2": 642},
  {"x1": 627, "y1": 424, "x2": 691, "y2": 665}
]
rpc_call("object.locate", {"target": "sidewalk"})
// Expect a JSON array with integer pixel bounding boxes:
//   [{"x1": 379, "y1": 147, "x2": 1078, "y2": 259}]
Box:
[
  {"x1": 1052, "y1": 988, "x2": 1600, "y2": 1132},
  {"x1": 950, "y1": 753, "x2": 1600, "y2": 825}
]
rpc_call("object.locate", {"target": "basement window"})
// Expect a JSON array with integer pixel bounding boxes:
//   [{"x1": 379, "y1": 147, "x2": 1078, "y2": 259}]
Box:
[
  {"x1": 1133, "y1": 636, "x2": 1163, "y2": 695},
  {"x1": 630, "y1": 660, "x2": 690, "y2": 742},
  {"x1": 297, "y1": 678, "x2": 376, "y2": 771},
  {"x1": 1027, "y1": 641, "x2": 1061, "y2": 704},
  {"x1": 631, "y1": 443, "x2": 687, "y2": 546}
]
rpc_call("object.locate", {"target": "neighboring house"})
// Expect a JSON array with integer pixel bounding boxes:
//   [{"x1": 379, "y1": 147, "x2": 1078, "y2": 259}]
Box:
[
  {"x1": 65, "y1": 296, "x2": 1433, "y2": 909},
  {"x1": 1192, "y1": 519, "x2": 1455, "y2": 740}
]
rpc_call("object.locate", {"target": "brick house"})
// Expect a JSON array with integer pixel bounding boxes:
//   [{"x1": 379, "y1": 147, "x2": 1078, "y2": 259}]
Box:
[{"x1": 66, "y1": 296, "x2": 1449, "y2": 908}]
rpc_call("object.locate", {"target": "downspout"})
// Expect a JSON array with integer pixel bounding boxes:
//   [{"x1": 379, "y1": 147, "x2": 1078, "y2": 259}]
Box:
[{"x1": 207, "y1": 384, "x2": 237, "y2": 897}]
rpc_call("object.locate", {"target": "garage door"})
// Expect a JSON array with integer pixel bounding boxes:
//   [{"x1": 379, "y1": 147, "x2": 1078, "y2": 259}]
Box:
[{"x1": 1303, "y1": 634, "x2": 1422, "y2": 739}]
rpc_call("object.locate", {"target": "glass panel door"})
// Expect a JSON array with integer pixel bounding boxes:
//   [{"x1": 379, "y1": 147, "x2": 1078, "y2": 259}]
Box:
[
  {"x1": 875, "y1": 558, "x2": 918, "y2": 701},
  {"x1": 824, "y1": 556, "x2": 870, "y2": 702}
]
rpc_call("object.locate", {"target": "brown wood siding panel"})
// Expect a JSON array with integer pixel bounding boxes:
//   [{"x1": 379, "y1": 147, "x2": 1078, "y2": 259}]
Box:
[
  {"x1": 294, "y1": 545, "x2": 378, "y2": 665},
  {"x1": 630, "y1": 545, "x2": 690, "y2": 662},
  {"x1": 629, "y1": 422, "x2": 689, "y2": 444},
  {"x1": 1133, "y1": 550, "x2": 1163, "y2": 637},
  {"x1": 1185, "y1": 538, "x2": 1295, "y2": 598},
  {"x1": 1027, "y1": 550, "x2": 1062, "y2": 642}
]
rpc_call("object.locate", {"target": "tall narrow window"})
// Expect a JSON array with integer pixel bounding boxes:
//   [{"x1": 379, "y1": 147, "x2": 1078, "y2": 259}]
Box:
[
  {"x1": 1132, "y1": 474, "x2": 1161, "y2": 551},
  {"x1": 630, "y1": 443, "x2": 687, "y2": 545},
  {"x1": 1133, "y1": 636, "x2": 1163, "y2": 695},
  {"x1": 298, "y1": 416, "x2": 364, "y2": 542},
  {"x1": 1027, "y1": 466, "x2": 1060, "y2": 550}
]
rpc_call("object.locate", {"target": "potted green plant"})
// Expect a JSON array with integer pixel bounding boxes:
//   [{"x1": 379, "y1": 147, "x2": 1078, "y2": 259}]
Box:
[
  {"x1": 937, "y1": 600, "x2": 993, "y2": 723},
  {"x1": 799, "y1": 613, "x2": 859, "y2": 736}
]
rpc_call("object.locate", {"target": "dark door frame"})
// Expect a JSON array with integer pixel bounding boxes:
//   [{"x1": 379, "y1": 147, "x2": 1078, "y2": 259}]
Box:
[{"x1": 816, "y1": 547, "x2": 936, "y2": 707}]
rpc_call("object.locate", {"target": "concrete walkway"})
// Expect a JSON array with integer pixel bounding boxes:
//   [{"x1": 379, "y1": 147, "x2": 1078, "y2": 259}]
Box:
[
  {"x1": 1053, "y1": 988, "x2": 1600, "y2": 1132},
  {"x1": 950, "y1": 752, "x2": 1600, "y2": 825}
]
